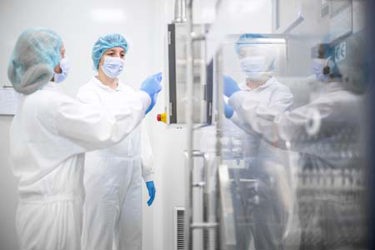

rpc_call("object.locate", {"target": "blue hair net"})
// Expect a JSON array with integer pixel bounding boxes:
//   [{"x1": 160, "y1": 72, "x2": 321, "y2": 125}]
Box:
[
  {"x1": 92, "y1": 33, "x2": 128, "y2": 70},
  {"x1": 235, "y1": 33, "x2": 264, "y2": 54},
  {"x1": 8, "y1": 28, "x2": 63, "y2": 94},
  {"x1": 235, "y1": 33, "x2": 276, "y2": 72}
]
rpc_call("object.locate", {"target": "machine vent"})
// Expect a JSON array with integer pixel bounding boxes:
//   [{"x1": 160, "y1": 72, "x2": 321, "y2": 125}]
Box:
[{"x1": 175, "y1": 207, "x2": 185, "y2": 250}]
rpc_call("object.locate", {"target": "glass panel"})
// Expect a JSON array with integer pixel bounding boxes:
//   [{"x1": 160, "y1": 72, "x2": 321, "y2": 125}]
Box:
[{"x1": 217, "y1": 21, "x2": 367, "y2": 250}]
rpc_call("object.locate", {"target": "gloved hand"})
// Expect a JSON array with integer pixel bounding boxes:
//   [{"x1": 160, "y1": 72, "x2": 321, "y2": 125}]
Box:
[
  {"x1": 146, "y1": 181, "x2": 156, "y2": 206},
  {"x1": 140, "y1": 72, "x2": 162, "y2": 113},
  {"x1": 223, "y1": 75, "x2": 240, "y2": 97},
  {"x1": 224, "y1": 102, "x2": 234, "y2": 119}
]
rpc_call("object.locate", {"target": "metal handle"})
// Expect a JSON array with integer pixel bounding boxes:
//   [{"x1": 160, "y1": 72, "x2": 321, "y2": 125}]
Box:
[{"x1": 174, "y1": 0, "x2": 187, "y2": 23}]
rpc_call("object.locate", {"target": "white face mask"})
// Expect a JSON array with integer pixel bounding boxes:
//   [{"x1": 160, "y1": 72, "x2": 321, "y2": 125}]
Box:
[
  {"x1": 101, "y1": 56, "x2": 125, "y2": 79},
  {"x1": 54, "y1": 57, "x2": 70, "y2": 83},
  {"x1": 240, "y1": 56, "x2": 267, "y2": 79},
  {"x1": 312, "y1": 58, "x2": 329, "y2": 82}
]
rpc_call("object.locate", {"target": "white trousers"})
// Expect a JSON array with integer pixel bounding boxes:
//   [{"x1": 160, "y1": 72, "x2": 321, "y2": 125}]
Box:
[
  {"x1": 16, "y1": 198, "x2": 82, "y2": 250},
  {"x1": 81, "y1": 156, "x2": 142, "y2": 250}
]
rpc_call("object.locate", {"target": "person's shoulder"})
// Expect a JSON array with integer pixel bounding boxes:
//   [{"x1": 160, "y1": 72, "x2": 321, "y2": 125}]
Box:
[
  {"x1": 77, "y1": 84, "x2": 92, "y2": 96},
  {"x1": 28, "y1": 89, "x2": 70, "y2": 114},
  {"x1": 78, "y1": 77, "x2": 98, "y2": 92},
  {"x1": 77, "y1": 77, "x2": 101, "y2": 98}
]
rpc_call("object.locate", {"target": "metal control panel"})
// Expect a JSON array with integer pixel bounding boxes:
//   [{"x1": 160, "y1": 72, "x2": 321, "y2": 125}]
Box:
[{"x1": 167, "y1": 23, "x2": 213, "y2": 124}]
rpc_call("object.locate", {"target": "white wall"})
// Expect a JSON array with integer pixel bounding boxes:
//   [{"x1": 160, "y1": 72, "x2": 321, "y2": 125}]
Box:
[
  {"x1": 0, "y1": 116, "x2": 18, "y2": 250},
  {"x1": 2, "y1": 0, "x2": 165, "y2": 95}
]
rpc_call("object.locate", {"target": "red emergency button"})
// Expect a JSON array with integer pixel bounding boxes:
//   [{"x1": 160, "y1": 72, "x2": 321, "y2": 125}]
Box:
[{"x1": 156, "y1": 113, "x2": 167, "y2": 123}]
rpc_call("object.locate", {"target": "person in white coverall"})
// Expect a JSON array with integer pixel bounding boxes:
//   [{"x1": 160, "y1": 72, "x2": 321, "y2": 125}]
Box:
[
  {"x1": 223, "y1": 34, "x2": 294, "y2": 250},
  {"x1": 77, "y1": 33, "x2": 156, "y2": 250},
  {"x1": 7, "y1": 28, "x2": 161, "y2": 250},
  {"x1": 226, "y1": 41, "x2": 365, "y2": 169},
  {"x1": 225, "y1": 36, "x2": 367, "y2": 250}
]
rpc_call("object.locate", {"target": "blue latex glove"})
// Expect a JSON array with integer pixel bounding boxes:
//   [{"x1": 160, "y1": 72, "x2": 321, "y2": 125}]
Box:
[
  {"x1": 140, "y1": 73, "x2": 162, "y2": 113},
  {"x1": 223, "y1": 76, "x2": 240, "y2": 97},
  {"x1": 146, "y1": 181, "x2": 156, "y2": 206},
  {"x1": 141, "y1": 72, "x2": 162, "y2": 96},
  {"x1": 145, "y1": 93, "x2": 158, "y2": 114},
  {"x1": 224, "y1": 102, "x2": 234, "y2": 119}
]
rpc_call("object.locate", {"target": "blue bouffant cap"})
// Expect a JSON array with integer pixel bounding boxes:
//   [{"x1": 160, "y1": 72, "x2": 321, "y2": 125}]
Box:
[
  {"x1": 8, "y1": 28, "x2": 63, "y2": 94},
  {"x1": 235, "y1": 33, "x2": 264, "y2": 54},
  {"x1": 92, "y1": 33, "x2": 128, "y2": 70}
]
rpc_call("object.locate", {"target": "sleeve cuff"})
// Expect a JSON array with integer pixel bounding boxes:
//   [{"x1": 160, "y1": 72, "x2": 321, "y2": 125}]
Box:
[
  {"x1": 137, "y1": 91, "x2": 152, "y2": 113},
  {"x1": 143, "y1": 172, "x2": 155, "y2": 182}
]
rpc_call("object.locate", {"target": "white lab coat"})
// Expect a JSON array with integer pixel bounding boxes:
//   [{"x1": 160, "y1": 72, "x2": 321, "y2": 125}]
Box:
[
  {"x1": 77, "y1": 77, "x2": 154, "y2": 250},
  {"x1": 226, "y1": 77, "x2": 294, "y2": 250},
  {"x1": 229, "y1": 80, "x2": 365, "y2": 248},
  {"x1": 229, "y1": 77, "x2": 294, "y2": 159},
  {"x1": 278, "y1": 82, "x2": 364, "y2": 169},
  {"x1": 276, "y1": 82, "x2": 365, "y2": 249},
  {"x1": 230, "y1": 81, "x2": 364, "y2": 165},
  {"x1": 9, "y1": 82, "x2": 149, "y2": 250}
]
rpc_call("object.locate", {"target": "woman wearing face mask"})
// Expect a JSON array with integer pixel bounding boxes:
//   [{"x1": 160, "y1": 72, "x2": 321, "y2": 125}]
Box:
[
  {"x1": 77, "y1": 33, "x2": 158, "y2": 250},
  {"x1": 222, "y1": 33, "x2": 294, "y2": 250},
  {"x1": 223, "y1": 34, "x2": 294, "y2": 133},
  {"x1": 53, "y1": 55, "x2": 70, "y2": 83},
  {"x1": 8, "y1": 28, "x2": 161, "y2": 250}
]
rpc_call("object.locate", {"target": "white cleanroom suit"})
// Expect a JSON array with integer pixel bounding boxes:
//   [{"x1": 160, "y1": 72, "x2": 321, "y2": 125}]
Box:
[
  {"x1": 77, "y1": 77, "x2": 154, "y2": 250},
  {"x1": 9, "y1": 82, "x2": 150, "y2": 250}
]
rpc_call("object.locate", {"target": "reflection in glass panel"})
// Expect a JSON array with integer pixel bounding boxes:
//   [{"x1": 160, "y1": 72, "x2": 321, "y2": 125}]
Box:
[{"x1": 218, "y1": 28, "x2": 367, "y2": 250}]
